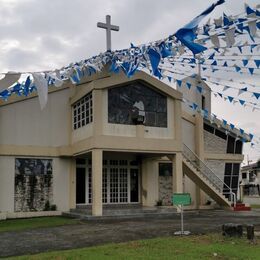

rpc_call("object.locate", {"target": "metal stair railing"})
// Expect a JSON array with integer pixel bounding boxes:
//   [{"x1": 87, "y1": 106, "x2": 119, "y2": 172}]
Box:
[{"x1": 182, "y1": 143, "x2": 236, "y2": 206}]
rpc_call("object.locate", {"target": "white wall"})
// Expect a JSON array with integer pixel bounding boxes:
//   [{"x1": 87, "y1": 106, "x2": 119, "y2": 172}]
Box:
[
  {"x1": 0, "y1": 89, "x2": 70, "y2": 147},
  {"x1": 72, "y1": 123, "x2": 93, "y2": 143},
  {"x1": 0, "y1": 156, "x2": 15, "y2": 212},
  {"x1": 142, "y1": 159, "x2": 159, "y2": 206},
  {"x1": 182, "y1": 118, "x2": 195, "y2": 151},
  {"x1": 53, "y1": 158, "x2": 71, "y2": 211}
]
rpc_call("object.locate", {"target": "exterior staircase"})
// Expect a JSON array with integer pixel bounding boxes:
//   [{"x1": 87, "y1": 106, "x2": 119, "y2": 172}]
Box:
[{"x1": 182, "y1": 144, "x2": 236, "y2": 208}]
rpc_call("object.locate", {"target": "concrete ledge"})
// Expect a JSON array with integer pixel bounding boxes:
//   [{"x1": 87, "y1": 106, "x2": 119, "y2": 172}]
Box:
[
  {"x1": 0, "y1": 211, "x2": 62, "y2": 220},
  {"x1": 243, "y1": 196, "x2": 260, "y2": 205},
  {"x1": 0, "y1": 213, "x2": 7, "y2": 220}
]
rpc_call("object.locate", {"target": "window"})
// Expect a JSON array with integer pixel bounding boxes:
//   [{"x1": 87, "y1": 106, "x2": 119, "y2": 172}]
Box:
[
  {"x1": 215, "y1": 129, "x2": 227, "y2": 140},
  {"x1": 235, "y1": 140, "x2": 243, "y2": 154},
  {"x1": 242, "y1": 172, "x2": 247, "y2": 179},
  {"x1": 108, "y1": 82, "x2": 167, "y2": 127},
  {"x1": 227, "y1": 136, "x2": 235, "y2": 154},
  {"x1": 202, "y1": 95, "x2": 206, "y2": 110},
  {"x1": 72, "y1": 92, "x2": 93, "y2": 130},
  {"x1": 159, "y1": 163, "x2": 172, "y2": 177},
  {"x1": 203, "y1": 123, "x2": 214, "y2": 134},
  {"x1": 223, "y1": 163, "x2": 240, "y2": 196}
]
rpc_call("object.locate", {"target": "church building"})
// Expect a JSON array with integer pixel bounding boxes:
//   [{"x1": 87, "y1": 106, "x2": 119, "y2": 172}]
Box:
[{"x1": 0, "y1": 67, "x2": 251, "y2": 218}]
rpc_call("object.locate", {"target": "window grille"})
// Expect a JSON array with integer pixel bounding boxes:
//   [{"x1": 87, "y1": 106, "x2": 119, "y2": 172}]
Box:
[{"x1": 72, "y1": 92, "x2": 93, "y2": 130}]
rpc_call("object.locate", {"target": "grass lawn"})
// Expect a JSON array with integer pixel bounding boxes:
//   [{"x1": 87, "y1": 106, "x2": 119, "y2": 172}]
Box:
[
  {"x1": 9, "y1": 234, "x2": 260, "y2": 260},
  {"x1": 251, "y1": 204, "x2": 260, "y2": 209},
  {"x1": 0, "y1": 217, "x2": 80, "y2": 233}
]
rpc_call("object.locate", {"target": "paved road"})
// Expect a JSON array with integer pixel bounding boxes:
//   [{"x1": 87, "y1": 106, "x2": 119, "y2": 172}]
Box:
[{"x1": 1, "y1": 210, "x2": 260, "y2": 257}]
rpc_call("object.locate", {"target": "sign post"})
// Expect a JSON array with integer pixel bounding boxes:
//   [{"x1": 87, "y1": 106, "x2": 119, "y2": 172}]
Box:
[{"x1": 172, "y1": 193, "x2": 191, "y2": 235}]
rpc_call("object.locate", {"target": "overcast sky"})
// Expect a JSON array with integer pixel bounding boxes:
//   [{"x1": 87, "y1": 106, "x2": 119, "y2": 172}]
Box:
[{"x1": 0, "y1": 0, "x2": 259, "y2": 163}]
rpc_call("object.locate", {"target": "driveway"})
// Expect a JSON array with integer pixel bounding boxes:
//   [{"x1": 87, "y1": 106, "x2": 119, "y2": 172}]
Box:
[{"x1": 1, "y1": 210, "x2": 260, "y2": 257}]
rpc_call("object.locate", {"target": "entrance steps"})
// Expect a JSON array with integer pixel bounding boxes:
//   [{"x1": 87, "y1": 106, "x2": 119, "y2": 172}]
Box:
[
  {"x1": 63, "y1": 205, "x2": 178, "y2": 220},
  {"x1": 232, "y1": 203, "x2": 251, "y2": 211}
]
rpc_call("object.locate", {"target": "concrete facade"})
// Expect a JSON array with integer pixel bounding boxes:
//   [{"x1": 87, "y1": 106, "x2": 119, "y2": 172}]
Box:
[{"x1": 0, "y1": 69, "x2": 249, "y2": 217}]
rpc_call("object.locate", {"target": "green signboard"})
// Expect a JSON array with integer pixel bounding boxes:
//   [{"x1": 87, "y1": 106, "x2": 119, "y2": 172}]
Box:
[{"x1": 172, "y1": 193, "x2": 191, "y2": 206}]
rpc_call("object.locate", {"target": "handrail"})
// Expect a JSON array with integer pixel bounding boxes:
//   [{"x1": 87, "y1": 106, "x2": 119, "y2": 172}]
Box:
[{"x1": 182, "y1": 143, "x2": 236, "y2": 206}]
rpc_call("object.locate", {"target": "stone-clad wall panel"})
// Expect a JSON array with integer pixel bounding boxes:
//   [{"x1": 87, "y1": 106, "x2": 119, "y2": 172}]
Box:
[
  {"x1": 204, "y1": 130, "x2": 227, "y2": 153},
  {"x1": 14, "y1": 158, "x2": 53, "y2": 212}
]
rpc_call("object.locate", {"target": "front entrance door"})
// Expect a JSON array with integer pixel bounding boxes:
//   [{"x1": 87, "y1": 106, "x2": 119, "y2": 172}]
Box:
[
  {"x1": 76, "y1": 158, "x2": 140, "y2": 204},
  {"x1": 76, "y1": 167, "x2": 86, "y2": 204},
  {"x1": 130, "y1": 169, "x2": 139, "y2": 202}
]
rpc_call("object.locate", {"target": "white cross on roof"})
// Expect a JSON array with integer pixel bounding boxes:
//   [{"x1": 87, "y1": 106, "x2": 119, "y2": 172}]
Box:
[{"x1": 97, "y1": 15, "x2": 119, "y2": 51}]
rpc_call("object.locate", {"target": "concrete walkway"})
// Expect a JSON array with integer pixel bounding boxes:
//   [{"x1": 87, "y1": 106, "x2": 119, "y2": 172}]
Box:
[{"x1": 1, "y1": 210, "x2": 260, "y2": 257}]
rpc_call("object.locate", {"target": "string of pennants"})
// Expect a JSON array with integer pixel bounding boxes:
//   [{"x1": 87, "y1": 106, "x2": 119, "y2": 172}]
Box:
[
  {"x1": 154, "y1": 66, "x2": 260, "y2": 111},
  {"x1": 0, "y1": 1, "x2": 258, "y2": 106},
  {"x1": 181, "y1": 97, "x2": 260, "y2": 150},
  {"x1": 0, "y1": 0, "x2": 259, "y2": 148}
]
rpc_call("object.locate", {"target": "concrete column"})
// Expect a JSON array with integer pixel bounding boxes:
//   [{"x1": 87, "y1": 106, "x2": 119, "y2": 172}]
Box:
[
  {"x1": 194, "y1": 113, "x2": 206, "y2": 208},
  {"x1": 92, "y1": 149, "x2": 103, "y2": 216},
  {"x1": 172, "y1": 153, "x2": 183, "y2": 194},
  {"x1": 174, "y1": 99, "x2": 183, "y2": 142},
  {"x1": 69, "y1": 159, "x2": 76, "y2": 209},
  {"x1": 141, "y1": 158, "x2": 159, "y2": 207},
  {"x1": 92, "y1": 88, "x2": 103, "y2": 136}
]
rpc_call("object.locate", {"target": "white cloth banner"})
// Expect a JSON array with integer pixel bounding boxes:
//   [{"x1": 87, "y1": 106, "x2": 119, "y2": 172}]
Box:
[
  {"x1": 210, "y1": 34, "x2": 220, "y2": 48},
  {"x1": 32, "y1": 73, "x2": 48, "y2": 110},
  {"x1": 0, "y1": 72, "x2": 21, "y2": 91},
  {"x1": 224, "y1": 28, "x2": 236, "y2": 48}
]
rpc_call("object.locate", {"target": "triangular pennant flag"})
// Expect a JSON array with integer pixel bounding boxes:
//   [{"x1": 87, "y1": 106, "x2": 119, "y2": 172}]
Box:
[
  {"x1": 192, "y1": 103, "x2": 198, "y2": 110},
  {"x1": 249, "y1": 133, "x2": 254, "y2": 141},
  {"x1": 0, "y1": 72, "x2": 21, "y2": 91},
  {"x1": 250, "y1": 44, "x2": 257, "y2": 53},
  {"x1": 254, "y1": 60, "x2": 260, "y2": 68},
  {"x1": 147, "y1": 48, "x2": 162, "y2": 78},
  {"x1": 224, "y1": 27, "x2": 235, "y2": 47},
  {"x1": 240, "y1": 128, "x2": 244, "y2": 135},
  {"x1": 210, "y1": 34, "x2": 220, "y2": 48},
  {"x1": 230, "y1": 123, "x2": 235, "y2": 130},
  {"x1": 245, "y1": 3, "x2": 255, "y2": 16},
  {"x1": 223, "y1": 86, "x2": 230, "y2": 91},
  {"x1": 248, "y1": 68, "x2": 254, "y2": 74},
  {"x1": 238, "y1": 46, "x2": 243, "y2": 53},
  {"x1": 235, "y1": 66, "x2": 241, "y2": 72},
  {"x1": 239, "y1": 99, "x2": 245, "y2": 106},
  {"x1": 238, "y1": 87, "x2": 247, "y2": 95},
  {"x1": 222, "y1": 119, "x2": 227, "y2": 126},
  {"x1": 196, "y1": 86, "x2": 203, "y2": 93},
  {"x1": 248, "y1": 21, "x2": 257, "y2": 40},
  {"x1": 186, "y1": 82, "x2": 191, "y2": 89},
  {"x1": 242, "y1": 60, "x2": 249, "y2": 66},
  {"x1": 211, "y1": 60, "x2": 217, "y2": 66},
  {"x1": 223, "y1": 61, "x2": 228, "y2": 67},
  {"x1": 23, "y1": 76, "x2": 31, "y2": 96},
  {"x1": 228, "y1": 96, "x2": 234, "y2": 103},
  {"x1": 176, "y1": 79, "x2": 182, "y2": 87},
  {"x1": 167, "y1": 76, "x2": 172, "y2": 82},
  {"x1": 214, "y1": 17, "x2": 222, "y2": 28},
  {"x1": 208, "y1": 53, "x2": 215, "y2": 60},
  {"x1": 0, "y1": 89, "x2": 10, "y2": 100},
  {"x1": 217, "y1": 92, "x2": 223, "y2": 98},
  {"x1": 253, "y1": 92, "x2": 260, "y2": 99},
  {"x1": 223, "y1": 12, "x2": 233, "y2": 26}
]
